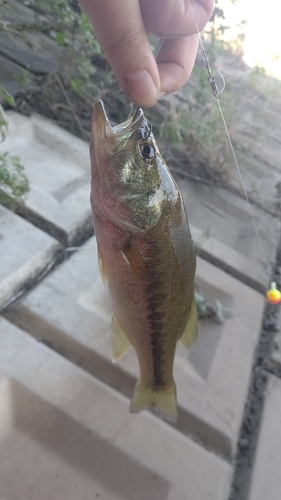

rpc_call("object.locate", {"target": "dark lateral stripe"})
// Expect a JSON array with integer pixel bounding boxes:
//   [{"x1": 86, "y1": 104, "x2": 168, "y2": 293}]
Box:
[{"x1": 144, "y1": 241, "x2": 166, "y2": 389}]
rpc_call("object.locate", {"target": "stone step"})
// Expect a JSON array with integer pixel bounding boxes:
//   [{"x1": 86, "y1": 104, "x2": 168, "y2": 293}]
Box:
[
  {"x1": 1, "y1": 111, "x2": 92, "y2": 245},
  {"x1": 178, "y1": 177, "x2": 278, "y2": 292},
  {"x1": 0, "y1": 317, "x2": 232, "y2": 500},
  {"x1": 0, "y1": 205, "x2": 62, "y2": 311},
  {"x1": 191, "y1": 225, "x2": 266, "y2": 294},
  {"x1": 3, "y1": 236, "x2": 264, "y2": 460}
]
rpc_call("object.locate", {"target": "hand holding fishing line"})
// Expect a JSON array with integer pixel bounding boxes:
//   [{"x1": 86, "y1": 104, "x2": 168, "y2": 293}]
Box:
[{"x1": 79, "y1": 0, "x2": 215, "y2": 107}]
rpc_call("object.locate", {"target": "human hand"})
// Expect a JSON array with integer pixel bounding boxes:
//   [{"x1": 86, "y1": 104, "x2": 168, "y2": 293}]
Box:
[{"x1": 79, "y1": 0, "x2": 214, "y2": 107}]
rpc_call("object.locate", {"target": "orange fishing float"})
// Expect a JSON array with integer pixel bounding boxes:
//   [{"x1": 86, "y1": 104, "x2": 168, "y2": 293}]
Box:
[{"x1": 266, "y1": 282, "x2": 281, "y2": 305}]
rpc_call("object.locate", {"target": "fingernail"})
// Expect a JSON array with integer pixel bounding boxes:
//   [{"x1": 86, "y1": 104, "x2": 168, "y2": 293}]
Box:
[{"x1": 125, "y1": 70, "x2": 159, "y2": 107}]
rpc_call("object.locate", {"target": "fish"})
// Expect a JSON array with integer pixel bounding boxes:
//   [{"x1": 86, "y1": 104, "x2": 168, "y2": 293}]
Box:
[{"x1": 90, "y1": 100, "x2": 197, "y2": 422}]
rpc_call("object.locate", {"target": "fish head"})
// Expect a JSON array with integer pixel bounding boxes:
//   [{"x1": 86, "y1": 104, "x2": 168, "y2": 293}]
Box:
[{"x1": 90, "y1": 100, "x2": 178, "y2": 232}]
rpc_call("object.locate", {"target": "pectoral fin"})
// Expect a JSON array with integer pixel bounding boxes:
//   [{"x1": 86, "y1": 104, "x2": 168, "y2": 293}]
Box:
[
  {"x1": 120, "y1": 238, "x2": 150, "y2": 280},
  {"x1": 180, "y1": 298, "x2": 198, "y2": 349},
  {"x1": 111, "y1": 315, "x2": 131, "y2": 362},
  {"x1": 97, "y1": 245, "x2": 108, "y2": 287}
]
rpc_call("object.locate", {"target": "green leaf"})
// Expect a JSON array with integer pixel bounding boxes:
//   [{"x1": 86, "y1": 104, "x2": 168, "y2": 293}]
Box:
[
  {"x1": 80, "y1": 11, "x2": 92, "y2": 32},
  {"x1": 0, "y1": 86, "x2": 15, "y2": 107},
  {"x1": 55, "y1": 32, "x2": 66, "y2": 45},
  {"x1": 70, "y1": 77, "x2": 83, "y2": 93}
]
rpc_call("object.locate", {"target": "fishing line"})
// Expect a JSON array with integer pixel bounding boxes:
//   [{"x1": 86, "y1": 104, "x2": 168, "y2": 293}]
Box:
[
  {"x1": 189, "y1": 6, "x2": 278, "y2": 302},
  {"x1": 137, "y1": 4, "x2": 277, "y2": 300},
  {"x1": 150, "y1": 0, "x2": 281, "y2": 302},
  {"x1": 193, "y1": 13, "x2": 267, "y2": 262},
  {"x1": 215, "y1": 97, "x2": 267, "y2": 266}
]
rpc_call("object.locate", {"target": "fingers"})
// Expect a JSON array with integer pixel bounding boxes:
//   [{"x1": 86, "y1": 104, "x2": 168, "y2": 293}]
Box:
[
  {"x1": 156, "y1": 35, "x2": 199, "y2": 95},
  {"x1": 79, "y1": 0, "x2": 214, "y2": 107},
  {"x1": 79, "y1": 0, "x2": 161, "y2": 107},
  {"x1": 140, "y1": 0, "x2": 215, "y2": 38}
]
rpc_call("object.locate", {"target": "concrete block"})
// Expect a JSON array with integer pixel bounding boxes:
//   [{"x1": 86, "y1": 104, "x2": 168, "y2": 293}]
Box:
[
  {"x1": 0, "y1": 205, "x2": 62, "y2": 310},
  {"x1": 4, "y1": 237, "x2": 264, "y2": 459},
  {"x1": 0, "y1": 317, "x2": 232, "y2": 500},
  {"x1": 249, "y1": 376, "x2": 281, "y2": 500},
  {"x1": 0, "y1": 111, "x2": 92, "y2": 245},
  {"x1": 191, "y1": 224, "x2": 266, "y2": 293},
  {"x1": 178, "y1": 178, "x2": 277, "y2": 289}
]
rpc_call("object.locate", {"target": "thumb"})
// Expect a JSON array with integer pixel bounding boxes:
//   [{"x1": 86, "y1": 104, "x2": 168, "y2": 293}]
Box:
[{"x1": 79, "y1": 0, "x2": 160, "y2": 107}]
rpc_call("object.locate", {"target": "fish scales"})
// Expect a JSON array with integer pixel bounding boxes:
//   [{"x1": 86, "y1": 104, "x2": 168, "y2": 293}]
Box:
[{"x1": 90, "y1": 101, "x2": 197, "y2": 421}]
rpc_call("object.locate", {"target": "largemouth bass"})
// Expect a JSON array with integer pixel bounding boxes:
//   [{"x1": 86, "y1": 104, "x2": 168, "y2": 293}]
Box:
[{"x1": 90, "y1": 101, "x2": 197, "y2": 422}]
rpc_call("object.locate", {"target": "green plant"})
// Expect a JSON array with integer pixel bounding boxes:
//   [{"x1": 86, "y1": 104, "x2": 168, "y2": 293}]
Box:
[
  {"x1": 144, "y1": 30, "x2": 239, "y2": 185},
  {"x1": 204, "y1": 0, "x2": 245, "y2": 57},
  {"x1": 15, "y1": 0, "x2": 249, "y2": 186},
  {"x1": 0, "y1": 152, "x2": 29, "y2": 200},
  {"x1": 143, "y1": 0, "x2": 247, "y2": 184},
  {"x1": 0, "y1": 87, "x2": 29, "y2": 205},
  {"x1": 155, "y1": 88, "x2": 236, "y2": 184},
  {"x1": 32, "y1": 0, "x2": 116, "y2": 105}
]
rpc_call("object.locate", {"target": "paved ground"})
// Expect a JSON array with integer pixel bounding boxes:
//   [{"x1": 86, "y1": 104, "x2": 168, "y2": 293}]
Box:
[
  {"x1": 1, "y1": 2, "x2": 281, "y2": 499},
  {"x1": 0, "y1": 110, "x2": 280, "y2": 500}
]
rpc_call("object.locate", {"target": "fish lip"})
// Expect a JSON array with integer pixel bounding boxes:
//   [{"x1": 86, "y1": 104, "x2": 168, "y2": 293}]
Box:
[
  {"x1": 112, "y1": 106, "x2": 144, "y2": 136},
  {"x1": 92, "y1": 100, "x2": 145, "y2": 140},
  {"x1": 92, "y1": 100, "x2": 114, "y2": 139}
]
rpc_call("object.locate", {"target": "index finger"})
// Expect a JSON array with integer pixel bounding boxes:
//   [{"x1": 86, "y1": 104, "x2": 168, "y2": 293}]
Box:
[
  {"x1": 157, "y1": 35, "x2": 199, "y2": 95},
  {"x1": 79, "y1": 0, "x2": 161, "y2": 107}
]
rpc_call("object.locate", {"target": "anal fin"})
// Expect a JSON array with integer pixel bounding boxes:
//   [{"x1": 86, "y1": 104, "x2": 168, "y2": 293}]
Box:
[
  {"x1": 180, "y1": 298, "x2": 198, "y2": 349},
  {"x1": 111, "y1": 315, "x2": 131, "y2": 362}
]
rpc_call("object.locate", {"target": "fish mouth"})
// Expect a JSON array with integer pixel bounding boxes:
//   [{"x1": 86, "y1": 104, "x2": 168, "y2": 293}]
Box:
[
  {"x1": 92, "y1": 100, "x2": 145, "y2": 140},
  {"x1": 112, "y1": 107, "x2": 144, "y2": 135}
]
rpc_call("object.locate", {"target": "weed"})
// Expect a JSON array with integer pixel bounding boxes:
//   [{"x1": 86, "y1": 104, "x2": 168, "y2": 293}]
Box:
[
  {"x1": 32, "y1": 0, "x2": 115, "y2": 106},
  {"x1": 13, "y1": 0, "x2": 252, "y2": 187},
  {"x1": 0, "y1": 87, "x2": 29, "y2": 205},
  {"x1": 0, "y1": 152, "x2": 29, "y2": 201}
]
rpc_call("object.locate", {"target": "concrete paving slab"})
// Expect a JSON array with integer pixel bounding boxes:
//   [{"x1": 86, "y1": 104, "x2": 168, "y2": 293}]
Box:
[
  {"x1": 177, "y1": 177, "x2": 278, "y2": 289},
  {"x1": 1, "y1": 111, "x2": 92, "y2": 245},
  {"x1": 0, "y1": 205, "x2": 62, "y2": 310},
  {"x1": 0, "y1": 317, "x2": 232, "y2": 500},
  {"x1": 4, "y1": 236, "x2": 264, "y2": 460},
  {"x1": 191, "y1": 224, "x2": 266, "y2": 293},
  {"x1": 249, "y1": 375, "x2": 281, "y2": 500}
]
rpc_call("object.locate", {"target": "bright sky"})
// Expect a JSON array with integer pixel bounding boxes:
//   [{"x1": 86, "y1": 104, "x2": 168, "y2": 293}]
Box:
[{"x1": 217, "y1": 0, "x2": 281, "y2": 78}]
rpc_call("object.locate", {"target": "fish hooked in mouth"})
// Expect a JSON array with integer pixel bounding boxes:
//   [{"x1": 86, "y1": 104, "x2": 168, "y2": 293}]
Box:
[{"x1": 90, "y1": 100, "x2": 197, "y2": 422}]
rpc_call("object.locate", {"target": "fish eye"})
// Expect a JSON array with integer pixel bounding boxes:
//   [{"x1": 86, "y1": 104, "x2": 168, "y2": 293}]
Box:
[{"x1": 139, "y1": 142, "x2": 156, "y2": 160}]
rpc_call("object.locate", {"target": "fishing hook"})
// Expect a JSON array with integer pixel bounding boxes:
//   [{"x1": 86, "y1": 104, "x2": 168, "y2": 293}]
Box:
[{"x1": 208, "y1": 71, "x2": 226, "y2": 98}]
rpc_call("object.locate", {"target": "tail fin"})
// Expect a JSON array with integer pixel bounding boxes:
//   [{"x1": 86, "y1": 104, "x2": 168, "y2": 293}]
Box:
[{"x1": 129, "y1": 379, "x2": 177, "y2": 422}]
